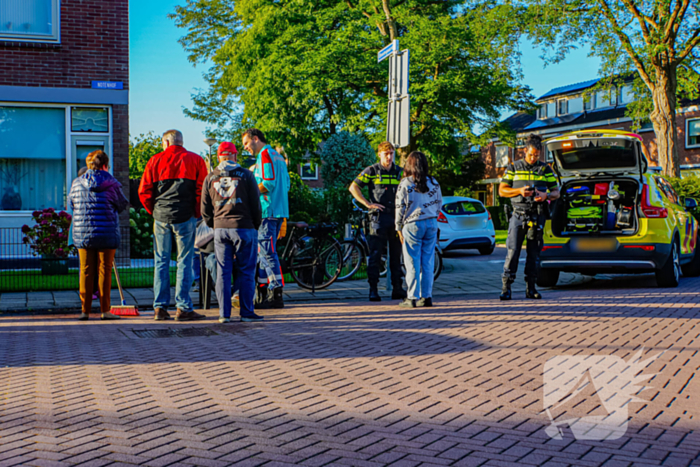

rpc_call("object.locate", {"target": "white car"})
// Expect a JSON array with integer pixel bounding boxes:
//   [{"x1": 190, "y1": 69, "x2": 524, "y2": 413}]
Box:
[{"x1": 438, "y1": 196, "x2": 496, "y2": 254}]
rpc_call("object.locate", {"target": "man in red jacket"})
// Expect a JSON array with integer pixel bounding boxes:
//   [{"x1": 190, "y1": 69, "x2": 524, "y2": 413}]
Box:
[{"x1": 138, "y1": 129, "x2": 208, "y2": 321}]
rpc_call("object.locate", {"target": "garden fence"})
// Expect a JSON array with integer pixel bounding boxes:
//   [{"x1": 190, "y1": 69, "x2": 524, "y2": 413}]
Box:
[{"x1": 0, "y1": 226, "x2": 173, "y2": 292}]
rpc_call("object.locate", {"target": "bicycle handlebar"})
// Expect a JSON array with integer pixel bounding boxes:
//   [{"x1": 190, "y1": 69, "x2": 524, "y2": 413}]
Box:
[{"x1": 352, "y1": 198, "x2": 378, "y2": 215}]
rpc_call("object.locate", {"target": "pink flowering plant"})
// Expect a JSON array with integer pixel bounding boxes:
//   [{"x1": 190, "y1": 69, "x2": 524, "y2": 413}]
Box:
[{"x1": 21, "y1": 208, "x2": 75, "y2": 258}]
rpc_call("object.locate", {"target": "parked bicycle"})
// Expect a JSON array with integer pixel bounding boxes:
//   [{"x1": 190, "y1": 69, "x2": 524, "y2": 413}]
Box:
[
  {"x1": 339, "y1": 199, "x2": 443, "y2": 281},
  {"x1": 278, "y1": 221, "x2": 344, "y2": 292}
]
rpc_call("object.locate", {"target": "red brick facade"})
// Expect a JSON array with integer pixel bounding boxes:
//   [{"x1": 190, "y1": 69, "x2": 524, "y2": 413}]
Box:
[
  {"x1": 0, "y1": 0, "x2": 128, "y2": 89},
  {"x1": 0, "y1": 0, "x2": 129, "y2": 255}
]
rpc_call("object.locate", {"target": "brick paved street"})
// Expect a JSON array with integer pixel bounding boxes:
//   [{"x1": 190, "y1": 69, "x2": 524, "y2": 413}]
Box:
[{"x1": 1, "y1": 260, "x2": 699, "y2": 466}]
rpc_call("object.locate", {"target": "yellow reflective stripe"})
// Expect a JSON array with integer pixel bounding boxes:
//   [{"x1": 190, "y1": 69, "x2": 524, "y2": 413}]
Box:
[
  {"x1": 512, "y1": 174, "x2": 551, "y2": 181},
  {"x1": 501, "y1": 172, "x2": 514, "y2": 181},
  {"x1": 375, "y1": 179, "x2": 400, "y2": 185}
]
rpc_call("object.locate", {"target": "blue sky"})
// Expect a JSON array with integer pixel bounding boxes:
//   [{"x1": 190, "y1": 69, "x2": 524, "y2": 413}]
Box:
[{"x1": 129, "y1": 1, "x2": 602, "y2": 155}]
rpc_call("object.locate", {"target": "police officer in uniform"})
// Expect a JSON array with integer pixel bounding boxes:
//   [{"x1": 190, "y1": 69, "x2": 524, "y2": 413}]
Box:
[
  {"x1": 498, "y1": 134, "x2": 559, "y2": 300},
  {"x1": 349, "y1": 141, "x2": 407, "y2": 301}
]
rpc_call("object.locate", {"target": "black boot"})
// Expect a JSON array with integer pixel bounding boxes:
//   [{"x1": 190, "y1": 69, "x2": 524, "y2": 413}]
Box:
[
  {"x1": 391, "y1": 288, "x2": 407, "y2": 300},
  {"x1": 499, "y1": 279, "x2": 512, "y2": 301},
  {"x1": 254, "y1": 284, "x2": 272, "y2": 309},
  {"x1": 526, "y1": 282, "x2": 542, "y2": 299},
  {"x1": 369, "y1": 286, "x2": 381, "y2": 302},
  {"x1": 268, "y1": 287, "x2": 285, "y2": 309}
]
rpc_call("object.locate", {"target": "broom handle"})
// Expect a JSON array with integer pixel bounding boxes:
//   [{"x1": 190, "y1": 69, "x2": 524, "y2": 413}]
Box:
[{"x1": 113, "y1": 262, "x2": 126, "y2": 305}]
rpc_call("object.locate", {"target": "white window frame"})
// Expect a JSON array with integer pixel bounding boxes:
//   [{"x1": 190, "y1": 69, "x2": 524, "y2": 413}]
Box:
[
  {"x1": 299, "y1": 162, "x2": 318, "y2": 180},
  {"x1": 538, "y1": 104, "x2": 547, "y2": 119},
  {"x1": 557, "y1": 99, "x2": 568, "y2": 116},
  {"x1": 687, "y1": 117, "x2": 700, "y2": 149},
  {"x1": 584, "y1": 94, "x2": 595, "y2": 111},
  {"x1": 0, "y1": 102, "x2": 113, "y2": 218},
  {"x1": 0, "y1": 0, "x2": 61, "y2": 44},
  {"x1": 495, "y1": 144, "x2": 510, "y2": 168}
]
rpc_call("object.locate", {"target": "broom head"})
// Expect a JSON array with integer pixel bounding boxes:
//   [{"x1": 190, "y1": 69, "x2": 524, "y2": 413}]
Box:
[{"x1": 110, "y1": 305, "x2": 139, "y2": 316}]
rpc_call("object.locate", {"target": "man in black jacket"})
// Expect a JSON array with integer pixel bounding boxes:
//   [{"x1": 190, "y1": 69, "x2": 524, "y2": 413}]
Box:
[{"x1": 201, "y1": 142, "x2": 263, "y2": 322}]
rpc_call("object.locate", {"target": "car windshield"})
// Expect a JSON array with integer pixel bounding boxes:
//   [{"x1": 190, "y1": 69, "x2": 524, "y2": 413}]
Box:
[
  {"x1": 549, "y1": 138, "x2": 637, "y2": 170},
  {"x1": 443, "y1": 201, "x2": 485, "y2": 216}
]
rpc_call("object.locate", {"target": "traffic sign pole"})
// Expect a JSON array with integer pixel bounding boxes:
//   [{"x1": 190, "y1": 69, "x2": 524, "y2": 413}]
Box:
[{"x1": 379, "y1": 41, "x2": 410, "y2": 149}]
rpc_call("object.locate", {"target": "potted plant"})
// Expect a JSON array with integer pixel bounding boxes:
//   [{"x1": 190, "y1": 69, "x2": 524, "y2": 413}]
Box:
[{"x1": 22, "y1": 208, "x2": 75, "y2": 275}]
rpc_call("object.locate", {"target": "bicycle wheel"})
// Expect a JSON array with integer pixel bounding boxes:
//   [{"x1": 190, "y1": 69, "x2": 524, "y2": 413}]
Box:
[
  {"x1": 338, "y1": 241, "x2": 365, "y2": 281},
  {"x1": 290, "y1": 236, "x2": 343, "y2": 290}
]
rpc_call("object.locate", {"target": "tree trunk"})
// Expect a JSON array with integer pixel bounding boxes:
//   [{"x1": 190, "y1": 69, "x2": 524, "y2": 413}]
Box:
[{"x1": 649, "y1": 66, "x2": 680, "y2": 177}]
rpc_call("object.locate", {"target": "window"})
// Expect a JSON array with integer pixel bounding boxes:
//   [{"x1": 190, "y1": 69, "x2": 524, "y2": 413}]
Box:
[
  {"x1": 584, "y1": 94, "x2": 595, "y2": 111},
  {"x1": 687, "y1": 118, "x2": 700, "y2": 148},
  {"x1": 547, "y1": 102, "x2": 556, "y2": 119},
  {"x1": 638, "y1": 120, "x2": 654, "y2": 132},
  {"x1": 495, "y1": 145, "x2": 509, "y2": 168},
  {"x1": 557, "y1": 99, "x2": 568, "y2": 116},
  {"x1": 71, "y1": 108, "x2": 108, "y2": 132},
  {"x1": 618, "y1": 85, "x2": 634, "y2": 105},
  {"x1": 475, "y1": 191, "x2": 487, "y2": 205},
  {"x1": 538, "y1": 104, "x2": 547, "y2": 119},
  {"x1": 0, "y1": 0, "x2": 60, "y2": 43},
  {"x1": 442, "y1": 201, "x2": 486, "y2": 216},
  {"x1": 0, "y1": 107, "x2": 66, "y2": 211},
  {"x1": 596, "y1": 90, "x2": 613, "y2": 108},
  {"x1": 568, "y1": 97, "x2": 583, "y2": 114},
  {"x1": 300, "y1": 162, "x2": 318, "y2": 180},
  {"x1": 656, "y1": 177, "x2": 680, "y2": 205}
]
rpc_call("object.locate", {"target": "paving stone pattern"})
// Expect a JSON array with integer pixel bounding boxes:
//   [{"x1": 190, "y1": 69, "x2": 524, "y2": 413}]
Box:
[{"x1": 1, "y1": 279, "x2": 700, "y2": 466}]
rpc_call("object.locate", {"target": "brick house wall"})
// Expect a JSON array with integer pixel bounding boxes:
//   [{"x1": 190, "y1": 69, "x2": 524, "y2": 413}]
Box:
[{"x1": 0, "y1": 0, "x2": 130, "y2": 259}]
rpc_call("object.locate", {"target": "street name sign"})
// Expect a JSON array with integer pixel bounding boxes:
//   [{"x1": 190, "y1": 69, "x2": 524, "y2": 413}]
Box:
[{"x1": 377, "y1": 39, "x2": 398, "y2": 63}]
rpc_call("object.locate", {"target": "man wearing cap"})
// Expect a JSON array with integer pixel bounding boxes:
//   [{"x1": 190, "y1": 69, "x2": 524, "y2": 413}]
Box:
[
  {"x1": 242, "y1": 128, "x2": 290, "y2": 309},
  {"x1": 201, "y1": 142, "x2": 263, "y2": 322}
]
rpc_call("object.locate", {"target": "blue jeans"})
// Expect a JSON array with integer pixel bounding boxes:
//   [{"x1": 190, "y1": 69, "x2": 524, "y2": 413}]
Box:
[
  {"x1": 401, "y1": 218, "x2": 438, "y2": 300},
  {"x1": 215, "y1": 228, "x2": 257, "y2": 319},
  {"x1": 153, "y1": 218, "x2": 196, "y2": 311},
  {"x1": 258, "y1": 218, "x2": 284, "y2": 290}
]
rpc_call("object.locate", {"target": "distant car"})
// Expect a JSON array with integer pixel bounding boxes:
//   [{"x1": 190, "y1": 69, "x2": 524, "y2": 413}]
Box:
[
  {"x1": 540, "y1": 129, "x2": 700, "y2": 288},
  {"x1": 438, "y1": 196, "x2": 496, "y2": 254}
]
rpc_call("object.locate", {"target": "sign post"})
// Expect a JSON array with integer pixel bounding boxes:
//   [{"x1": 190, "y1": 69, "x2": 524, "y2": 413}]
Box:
[{"x1": 378, "y1": 40, "x2": 410, "y2": 148}]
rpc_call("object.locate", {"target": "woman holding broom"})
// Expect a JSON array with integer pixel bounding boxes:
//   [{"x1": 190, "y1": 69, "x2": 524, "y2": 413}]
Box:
[{"x1": 68, "y1": 150, "x2": 129, "y2": 320}]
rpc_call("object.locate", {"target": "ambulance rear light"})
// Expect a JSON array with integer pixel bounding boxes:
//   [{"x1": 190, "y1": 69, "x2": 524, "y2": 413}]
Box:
[{"x1": 641, "y1": 184, "x2": 668, "y2": 218}]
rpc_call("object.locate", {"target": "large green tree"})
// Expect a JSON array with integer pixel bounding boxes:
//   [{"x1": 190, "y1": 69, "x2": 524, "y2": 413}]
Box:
[
  {"x1": 128, "y1": 132, "x2": 162, "y2": 179},
  {"x1": 525, "y1": 0, "x2": 700, "y2": 176},
  {"x1": 171, "y1": 0, "x2": 532, "y2": 169}
]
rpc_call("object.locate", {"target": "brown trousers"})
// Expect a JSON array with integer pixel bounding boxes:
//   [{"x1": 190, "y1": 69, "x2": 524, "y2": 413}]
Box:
[{"x1": 78, "y1": 249, "x2": 116, "y2": 314}]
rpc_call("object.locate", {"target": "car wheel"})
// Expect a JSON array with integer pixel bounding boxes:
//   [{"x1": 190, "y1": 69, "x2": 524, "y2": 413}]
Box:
[
  {"x1": 478, "y1": 244, "x2": 495, "y2": 255},
  {"x1": 681, "y1": 244, "x2": 700, "y2": 277},
  {"x1": 656, "y1": 240, "x2": 680, "y2": 287},
  {"x1": 537, "y1": 269, "x2": 560, "y2": 287}
]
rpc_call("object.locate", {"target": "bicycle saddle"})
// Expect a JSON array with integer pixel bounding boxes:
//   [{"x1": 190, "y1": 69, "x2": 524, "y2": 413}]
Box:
[{"x1": 288, "y1": 221, "x2": 309, "y2": 229}]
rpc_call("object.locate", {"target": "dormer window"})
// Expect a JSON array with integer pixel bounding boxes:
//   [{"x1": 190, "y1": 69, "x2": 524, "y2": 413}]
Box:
[
  {"x1": 617, "y1": 85, "x2": 633, "y2": 105},
  {"x1": 558, "y1": 99, "x2": 568, "y2": 116},
  {"x1": 596, "y1": 90, "x2": 613, "y2": 108},
  {"x1": 538, "y1": 104, "x2": 547, "y2": 119},
  {"x1": 584, "y1": 94, "x2": 594, "y2": 111}
]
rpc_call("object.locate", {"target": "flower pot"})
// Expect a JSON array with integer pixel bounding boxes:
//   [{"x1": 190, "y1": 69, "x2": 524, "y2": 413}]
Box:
[{"x1": 41, "y1": 256, "x2": 69, "y2": 275}]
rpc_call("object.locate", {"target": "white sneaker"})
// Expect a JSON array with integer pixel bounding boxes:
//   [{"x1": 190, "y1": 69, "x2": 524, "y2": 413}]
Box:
[{"x1": 219, "y1": 317, "x2": 231, "y2": 324}]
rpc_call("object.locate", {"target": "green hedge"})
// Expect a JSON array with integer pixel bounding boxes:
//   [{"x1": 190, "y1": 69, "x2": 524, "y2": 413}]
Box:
[{"x1": 669, "y1": 175, "x2": 700, "y2": 222}]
